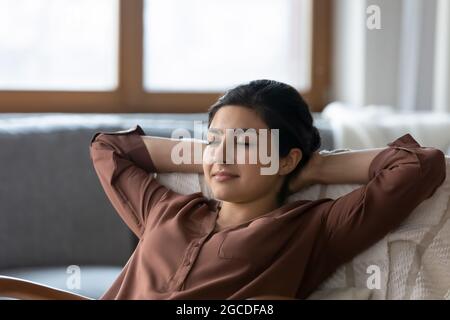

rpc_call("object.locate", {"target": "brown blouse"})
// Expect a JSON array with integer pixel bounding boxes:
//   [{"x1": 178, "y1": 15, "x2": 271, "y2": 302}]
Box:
[{"x1": 89, "y1": 125, "x2": 446, "y2": 300}]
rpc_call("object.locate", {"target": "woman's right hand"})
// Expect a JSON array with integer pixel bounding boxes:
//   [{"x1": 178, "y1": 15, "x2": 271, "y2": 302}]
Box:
[{"x1": 287, "y1": 151, "x2": 323, "y2": 194}]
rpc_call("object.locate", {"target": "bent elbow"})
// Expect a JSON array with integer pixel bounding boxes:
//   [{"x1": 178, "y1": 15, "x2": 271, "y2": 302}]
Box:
[{"x1": 420, "y1": 148, "x2": 447, "y2": 198}]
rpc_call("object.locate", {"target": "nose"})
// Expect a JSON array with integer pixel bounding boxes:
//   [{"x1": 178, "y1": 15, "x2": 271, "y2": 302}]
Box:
[{"x1": 213, "y1": 137, "x2": 235, "y2": 164}]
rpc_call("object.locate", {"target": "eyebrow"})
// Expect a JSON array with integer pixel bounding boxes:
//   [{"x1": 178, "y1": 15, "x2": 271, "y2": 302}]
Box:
[{"x1": 207, "y1": 128, "x2": 261, "y2": 135}]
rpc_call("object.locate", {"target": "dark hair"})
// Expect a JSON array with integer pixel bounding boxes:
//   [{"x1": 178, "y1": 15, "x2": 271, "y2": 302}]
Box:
[{"x1": 207, "y1": 79, "x2": 321, "y2": 206}]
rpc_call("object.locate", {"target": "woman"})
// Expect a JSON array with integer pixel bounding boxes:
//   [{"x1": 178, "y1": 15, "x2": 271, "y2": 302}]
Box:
[
  {"x1": 0, "y1": 80, "x2": 445, "y2": 299},
  {"x1": 1, "y1": 79, "x2": 445, "y2": 301},
  {"x1": 87, "y1": 79, "x2": 445, "y2": 300}
]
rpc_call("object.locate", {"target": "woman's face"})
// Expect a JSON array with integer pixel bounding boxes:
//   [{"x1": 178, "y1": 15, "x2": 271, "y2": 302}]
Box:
[{"x1": 203, "y1": 105, "x2": 285, "y2": 204}]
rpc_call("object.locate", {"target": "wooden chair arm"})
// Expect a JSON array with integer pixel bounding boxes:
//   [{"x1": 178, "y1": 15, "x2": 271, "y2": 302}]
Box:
[
  {"x1": 0, "y1": 275, "x2": 297, "y2": 300},
  {"x1": 0, "y1": 275, "x2": 93, "y2": 300}
]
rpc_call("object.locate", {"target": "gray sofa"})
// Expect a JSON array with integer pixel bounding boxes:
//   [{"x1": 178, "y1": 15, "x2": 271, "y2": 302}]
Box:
[{"x1": 0, "y1": 112, "x2": 333, "y2": 299}]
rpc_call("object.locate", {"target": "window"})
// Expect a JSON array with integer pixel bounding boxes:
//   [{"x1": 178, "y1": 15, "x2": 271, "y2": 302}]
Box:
[
  {"x1": 144, "y1": 0, "x2": 312, "y2": 93},
  {"x1": 0, "y1": 0, "x2": 331, "y2": 113},
  {"x1": 0, "y1": 0, "x2": 119, "y2": 91}
]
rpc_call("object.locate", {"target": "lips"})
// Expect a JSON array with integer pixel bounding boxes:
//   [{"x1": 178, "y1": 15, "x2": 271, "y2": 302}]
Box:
[
  {"x1": 212, "y1": 172, "x2": 239, "y2": 177},
  {"x1": 211, "y1": 171, "x2": 239, "y2": 182}
]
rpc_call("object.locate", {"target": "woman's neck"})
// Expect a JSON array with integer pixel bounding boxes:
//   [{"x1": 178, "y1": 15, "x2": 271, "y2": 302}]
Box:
[{"x1": 215, "y1": 193, "x2": 280, "y2": 230}]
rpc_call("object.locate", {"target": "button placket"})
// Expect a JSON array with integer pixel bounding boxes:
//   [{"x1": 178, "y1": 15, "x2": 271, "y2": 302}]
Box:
[{"x1": 175, "y1": 240, "x2": 203, "y2": 289}]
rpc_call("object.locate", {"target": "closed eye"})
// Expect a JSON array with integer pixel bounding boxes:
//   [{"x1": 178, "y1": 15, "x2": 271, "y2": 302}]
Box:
[{"x1": 207, "y1": 140, "x2": 250, "y2": 147}]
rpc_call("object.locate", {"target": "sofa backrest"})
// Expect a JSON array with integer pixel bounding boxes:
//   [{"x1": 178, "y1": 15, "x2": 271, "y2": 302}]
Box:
[{"x1": 0, "y1": 113, "x2": 209, "y2": 269}]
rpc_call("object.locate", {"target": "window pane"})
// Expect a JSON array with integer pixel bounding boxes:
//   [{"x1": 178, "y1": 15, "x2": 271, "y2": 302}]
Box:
[
  {"x1": 0, "y1": 0, "x2": 119, "y2": 91},
  {"x1": 144, "y1": 0, "x2": 312, "y2": 92}
]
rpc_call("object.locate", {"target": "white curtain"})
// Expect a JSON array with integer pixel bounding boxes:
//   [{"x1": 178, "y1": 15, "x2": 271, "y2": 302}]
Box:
[
  {"x1": 332, "y1": 0, "x2": 450, "y2": 113},
  {"x1": 433, "y1": 0, "x2": 450, "y2": 113}
]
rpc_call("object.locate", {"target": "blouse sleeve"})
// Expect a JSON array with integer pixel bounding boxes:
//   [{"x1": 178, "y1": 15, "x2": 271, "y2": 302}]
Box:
[
  {"x1": 89, "y1": 124, "x2": 170, "y2": 238},
  {"x1": 319, "y1": 133, "x2": 446, "y2": 265}
]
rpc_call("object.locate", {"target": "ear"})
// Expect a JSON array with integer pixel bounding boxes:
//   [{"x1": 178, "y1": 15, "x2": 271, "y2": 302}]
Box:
[{"x1": 279, "y1": 148, "x2": 303, "y2": 176}]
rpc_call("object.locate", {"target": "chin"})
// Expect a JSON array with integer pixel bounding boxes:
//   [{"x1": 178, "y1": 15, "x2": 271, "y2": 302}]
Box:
[{"x1": 210, "y1": 189, "x2": 239, "y2": 202}]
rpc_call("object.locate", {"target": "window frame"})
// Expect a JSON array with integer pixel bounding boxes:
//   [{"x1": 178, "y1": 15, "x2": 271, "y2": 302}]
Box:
[{"x1": 0, "y1": 0, "x2": 332, "y2": 113}]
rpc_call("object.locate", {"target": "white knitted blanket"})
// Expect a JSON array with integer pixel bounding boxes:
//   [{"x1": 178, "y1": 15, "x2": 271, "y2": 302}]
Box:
[{"x1": 155, "y1": 156, "x2": 450, "y2": 300}]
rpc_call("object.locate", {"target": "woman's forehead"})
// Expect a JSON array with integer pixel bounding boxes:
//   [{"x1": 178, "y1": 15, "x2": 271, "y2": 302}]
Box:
[
  {"x1": 208, "y1": 128, "x2": 262, "y2": 134},
  {"x1": 210, "y1": 105, "x2": 267, "y2": 127}
]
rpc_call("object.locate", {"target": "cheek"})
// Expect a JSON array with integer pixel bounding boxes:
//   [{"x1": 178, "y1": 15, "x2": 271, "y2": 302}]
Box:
[
  {"x1": 203, "y1": 147, "x2": 214, "y2": 165},
  {"x1": 202, "y1": 164, "x2": 212, "y2": 178},
  {"x1": 239, "y1": 165, "x2": 277, "y2": 185}
]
